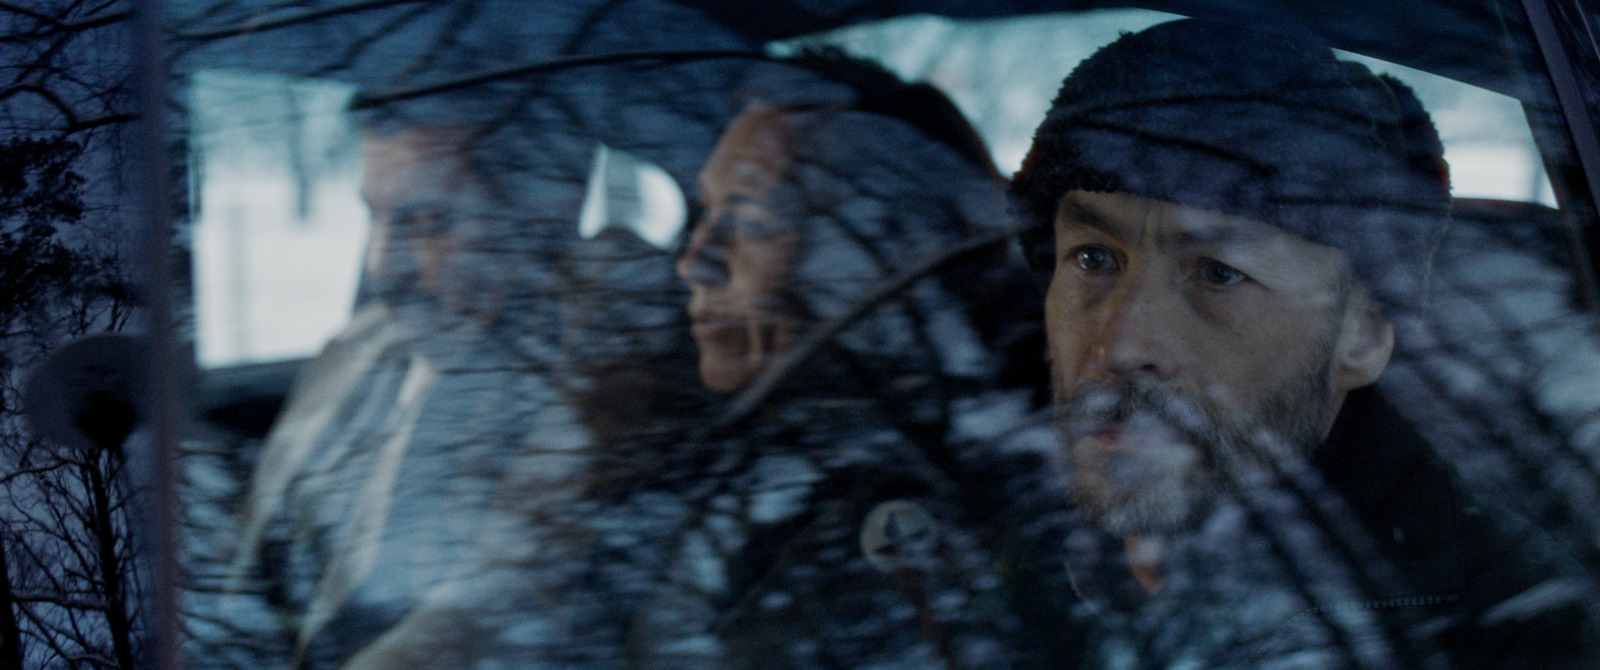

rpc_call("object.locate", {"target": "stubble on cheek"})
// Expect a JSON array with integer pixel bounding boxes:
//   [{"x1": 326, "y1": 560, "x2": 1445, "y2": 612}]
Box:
[{"x1": 1054, "y1": 355, "x2": 1337, "y2": 537}]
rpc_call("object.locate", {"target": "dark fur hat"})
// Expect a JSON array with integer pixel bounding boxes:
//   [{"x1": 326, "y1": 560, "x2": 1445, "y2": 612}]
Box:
[{"x1": 1010, "y1": 18, "x2": 1450, "y2": 312}]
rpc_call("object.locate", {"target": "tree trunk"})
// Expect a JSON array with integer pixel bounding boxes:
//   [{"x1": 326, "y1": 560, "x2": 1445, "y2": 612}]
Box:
[
  {"x1": 0, "y1": 537, "x2": 24, "y2": 670},
  {"x1": 87, "y1": 457, "x2": 136, "y2": 670}
]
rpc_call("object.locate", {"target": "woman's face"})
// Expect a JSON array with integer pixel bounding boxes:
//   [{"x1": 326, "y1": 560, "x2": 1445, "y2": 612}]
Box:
[{"x1": 676, "y1": 109, "x2": 802, "y2": 392}]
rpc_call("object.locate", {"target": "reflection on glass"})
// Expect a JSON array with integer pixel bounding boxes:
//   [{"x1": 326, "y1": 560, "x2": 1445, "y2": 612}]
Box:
[{"x1": 166, "y1": 5, "x2": 1600, "y2": 670}]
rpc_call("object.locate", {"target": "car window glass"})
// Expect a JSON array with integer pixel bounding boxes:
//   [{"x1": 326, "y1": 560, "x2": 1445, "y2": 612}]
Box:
[{"x1": 15, "y1": 3, "x2": 1589, "y2": 669}]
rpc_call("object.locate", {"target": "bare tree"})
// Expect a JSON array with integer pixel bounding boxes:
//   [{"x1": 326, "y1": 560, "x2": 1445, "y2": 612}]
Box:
[{"x1": 0, "y1": 1, "x2": 143, "y2": 669}]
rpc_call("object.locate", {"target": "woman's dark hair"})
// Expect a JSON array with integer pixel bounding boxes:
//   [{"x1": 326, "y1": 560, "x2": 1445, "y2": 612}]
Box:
[{"x1": 781, "y1": 46, "x2": 1002, "y2": 182}]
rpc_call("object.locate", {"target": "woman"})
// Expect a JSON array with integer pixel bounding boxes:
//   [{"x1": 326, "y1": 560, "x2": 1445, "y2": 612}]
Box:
[{"x1": 642, "y1": 51, "x2": 1076, "y2": 668}]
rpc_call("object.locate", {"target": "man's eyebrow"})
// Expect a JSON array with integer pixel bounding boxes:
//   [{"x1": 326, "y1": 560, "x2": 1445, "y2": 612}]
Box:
[
  {"x1": 1054, "y1": 198, "x2": 1120, "y2": 237},
  {"x1": 1169, "y1": 223, "x2": 1268, "y2": 247},
  {"x1": 1054, "y1": 197, "x2": 1275, "y2": 247}
]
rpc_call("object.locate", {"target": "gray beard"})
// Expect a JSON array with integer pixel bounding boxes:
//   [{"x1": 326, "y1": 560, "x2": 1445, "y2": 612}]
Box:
[{"x1": 1053, "y1": 360, "x2": 1333, "y2": 537}]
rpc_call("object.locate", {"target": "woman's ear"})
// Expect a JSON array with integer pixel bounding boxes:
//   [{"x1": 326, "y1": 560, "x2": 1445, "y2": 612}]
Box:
[{"x1": 1331, "y1": 288, "x2": 1394, "y2": 392}]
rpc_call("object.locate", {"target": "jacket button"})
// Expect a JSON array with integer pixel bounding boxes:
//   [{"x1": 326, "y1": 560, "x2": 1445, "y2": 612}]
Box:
[{"x1": 860, "y1": 500, "x2": 937, "y2": 573}]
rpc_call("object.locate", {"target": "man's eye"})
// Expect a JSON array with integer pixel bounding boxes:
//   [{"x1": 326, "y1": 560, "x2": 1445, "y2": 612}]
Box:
[
  {"x1": 1070, "y1": 245, "x2": 1120, "y2": 273},
  {"x1": 1199, "y1": 260, "x2": 1246, "y2": 286},
  {"x1": 736, "y1": 215, "x2": 788, "y2": 241},
  {"x1": 395, "y1": 206, "x2": 451, "y2": 235}
]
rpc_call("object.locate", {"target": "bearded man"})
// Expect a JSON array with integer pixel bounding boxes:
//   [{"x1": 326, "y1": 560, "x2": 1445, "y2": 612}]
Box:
[{"x1": 1009, "y1": 18, "x2": 1596, "y2": 669}]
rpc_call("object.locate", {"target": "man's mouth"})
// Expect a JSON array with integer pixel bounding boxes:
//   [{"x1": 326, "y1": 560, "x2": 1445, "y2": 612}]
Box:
[
  {"x1": 1072, "y1": 416, "x2": 1194, "y2": 455},
  {"x1": 1067, "y1": 415, "x2": 1126, "y2": 444},
  {"x1": 1078, "y1": 421, "x2": 1120, "y2": 439},
  {"x1": 689, "y1": 312, "x2": 743, "y2": 339}
]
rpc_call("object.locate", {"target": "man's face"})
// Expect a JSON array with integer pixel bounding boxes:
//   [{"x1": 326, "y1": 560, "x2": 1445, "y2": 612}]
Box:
[
  {"x1": 1046, "y1": 190, "x2": 1392, "y2": 535},
  {"x1": 676, "y1": 108, "x2": 801, "y2": 393},
  {"x1": 360, "y1": 128, "x2": 485, "y2": 312}
]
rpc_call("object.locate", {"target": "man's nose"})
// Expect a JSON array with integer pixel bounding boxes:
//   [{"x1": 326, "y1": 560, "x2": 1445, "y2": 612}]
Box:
[
  {"x1": 1090, "y1": 280, "x2": 1184, "y2": 382},
  {"x1": 676, "y1": 221, "x2": 730, "y2": 286}
]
